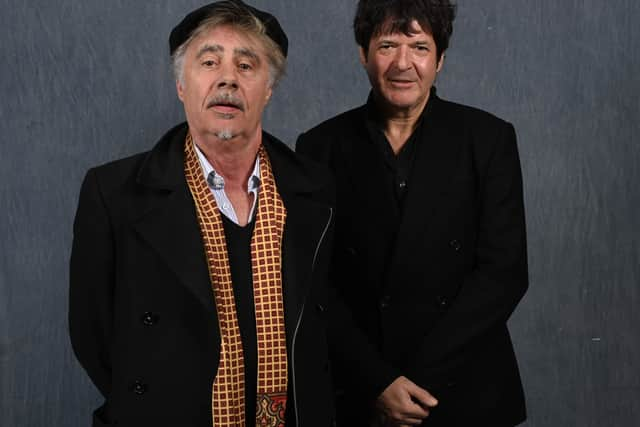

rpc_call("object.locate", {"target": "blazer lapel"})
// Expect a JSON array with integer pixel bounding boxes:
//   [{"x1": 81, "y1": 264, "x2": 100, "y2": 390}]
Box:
[
  {"x1": 384, "y1": 98, "x2": 462, "y2": 289},
  {"x1": 345, "y1": 120, "x2": 401, "y2": 223},
  {"x1": 339, "y1": 108, "x2": 402, "y2": 283},
  {"x1": 131, "y1": 123, "x2": 216, "y2": 314}
]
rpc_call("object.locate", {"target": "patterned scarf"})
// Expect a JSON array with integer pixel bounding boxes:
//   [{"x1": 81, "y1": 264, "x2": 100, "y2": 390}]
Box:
[{"x1": 184, "y1": 134, "x2": 288, "y2": 426}]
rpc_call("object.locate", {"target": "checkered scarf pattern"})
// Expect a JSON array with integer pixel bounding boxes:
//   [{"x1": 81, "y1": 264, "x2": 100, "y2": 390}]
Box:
[{"x1": 184, "y1": 134, "x2": 288, "y2": 426}]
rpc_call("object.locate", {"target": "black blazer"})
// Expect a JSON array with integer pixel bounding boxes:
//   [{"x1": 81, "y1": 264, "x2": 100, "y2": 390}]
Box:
[
  {"x1": 69, "y1": 123, "x2": 338, "y2": 427},
  {"x1": 297, "y1": 93, "x2": 528, "y2": 427}
]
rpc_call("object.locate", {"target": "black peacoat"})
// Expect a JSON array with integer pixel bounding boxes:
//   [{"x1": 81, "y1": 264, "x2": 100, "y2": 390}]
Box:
[
  {"x1": 69, "y1": 123, "x2": 340, "y2": 427},
  {"x1": 296, "y1": 92, "x2": 529, "y2": 427}
]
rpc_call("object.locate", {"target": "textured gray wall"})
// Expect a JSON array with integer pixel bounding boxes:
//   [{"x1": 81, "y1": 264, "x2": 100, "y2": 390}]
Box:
[{"x1": 1, "y1": 0, "x2": 638, "y2": 426}]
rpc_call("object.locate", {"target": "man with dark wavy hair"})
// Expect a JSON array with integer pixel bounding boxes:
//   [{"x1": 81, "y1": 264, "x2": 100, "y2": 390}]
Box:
[{"x1": 297, "y1": 1, "x2": 528, "y2": 426}]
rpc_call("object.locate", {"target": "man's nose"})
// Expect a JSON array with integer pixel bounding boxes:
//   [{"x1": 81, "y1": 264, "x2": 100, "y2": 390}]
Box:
[
  {"x1": 217, "y1": 76, "x2": 238, "y2": 90},
  {"x1": 216, "y1": 64, "x2": 239, "y2": 90},
  {"x1": 394, "y1": 46, "x2": 411, "y2": 70}
]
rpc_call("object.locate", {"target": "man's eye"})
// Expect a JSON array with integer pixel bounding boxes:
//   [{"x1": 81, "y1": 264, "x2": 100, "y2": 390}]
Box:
[
  {"x1": 202, "y1": 60, "x2": 217, "y2": 67},
  {"x1": 238, "y1": 63, "x2": 252, "y2": 71}
]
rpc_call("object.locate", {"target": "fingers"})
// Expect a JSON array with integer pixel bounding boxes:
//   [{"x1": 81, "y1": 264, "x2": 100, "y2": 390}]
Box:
[
  {"x1": 394, "y1": 377, "x2": 430, "y2": 419},
  {"x1": 402, "y1": 397, "x2": 430, "y2": 419},
  {"x1": 405, "y1": 379, "x2": 438, "y2": 408},
  {"x1": 378, "y1": 376, "x2": 434, "y2": 424}
]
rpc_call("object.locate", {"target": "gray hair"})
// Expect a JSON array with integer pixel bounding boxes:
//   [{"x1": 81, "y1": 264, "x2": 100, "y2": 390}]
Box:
[{"x1": 171, "y1": 3, "x2": 286, "y2": 87}]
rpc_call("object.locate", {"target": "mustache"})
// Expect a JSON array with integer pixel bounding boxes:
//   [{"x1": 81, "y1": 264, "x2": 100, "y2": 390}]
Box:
[{"x1": 206, "y1": 92, "x2": 245, "y2": 111}]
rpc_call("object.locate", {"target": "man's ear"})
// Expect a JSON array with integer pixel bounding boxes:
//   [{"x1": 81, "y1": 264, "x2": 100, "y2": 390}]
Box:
[
  {"x1": 358, "y1": 46, "x2": 368, "y2": 66},
  {"x1": 265, "y1": 85, "x2": 272, "y2": 103},
  {"x1": 436, "y1": 54, "x2": 445, "y2": 73},
  {"x1": 176, "y1": 79, "x2": 185, "y2": 102}
]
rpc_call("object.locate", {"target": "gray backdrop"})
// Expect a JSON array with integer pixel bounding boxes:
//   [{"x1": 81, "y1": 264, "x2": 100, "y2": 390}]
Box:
[{"x1": 1, "y1": 0, "x2": 638, "y2": 426}]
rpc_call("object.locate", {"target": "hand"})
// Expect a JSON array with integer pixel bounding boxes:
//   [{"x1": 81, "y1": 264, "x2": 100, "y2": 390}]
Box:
[{"x1": 375, "y1": 376, "x2": 438, "y2": 426}]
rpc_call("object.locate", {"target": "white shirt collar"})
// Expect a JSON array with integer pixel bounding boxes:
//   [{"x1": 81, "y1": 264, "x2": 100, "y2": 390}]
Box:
[{"x1": 192, "y1": 139, "x2": 261, "y2": 193}]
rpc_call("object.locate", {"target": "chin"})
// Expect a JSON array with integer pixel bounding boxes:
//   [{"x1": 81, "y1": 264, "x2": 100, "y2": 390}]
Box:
[
  {"x1": 208, "y1": 121, "x2": 239, "y2": 135},
  {"x1": 387, "y1": 98, "x2": 420, "y2": 110},
  {"x1": 215, "y1": 129, "x2": 236, "y2": 141},
  {"x1": 381, "y1": 92, "x2": 419, "y2": 108}
]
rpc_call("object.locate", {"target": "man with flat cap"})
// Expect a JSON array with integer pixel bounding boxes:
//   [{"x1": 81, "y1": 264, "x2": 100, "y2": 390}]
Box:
[
  {"x1": 298, "y1": 0, "x2": 528, "y2": 426},
  {"x1": 70, "y1": 1, "x2": 358, "y2": 426}
]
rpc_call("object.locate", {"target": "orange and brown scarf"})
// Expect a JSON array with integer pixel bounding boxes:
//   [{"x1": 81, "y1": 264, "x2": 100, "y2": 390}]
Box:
[{"x1": 184, "y1": 134, "x2": 288, "y2": 426}]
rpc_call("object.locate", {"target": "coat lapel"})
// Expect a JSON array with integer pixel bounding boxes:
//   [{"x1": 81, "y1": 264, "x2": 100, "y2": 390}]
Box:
[
  {"x1": 265, "y1": 134, "x2": 333, "y2": 348},
  {"x1": 129, "y1": 127, "x2": 331, "y2": 350},
  {"x1": 132, "y1": 186, "x2": 215, "y2": 313},
  {"x1": 131, "y1": 123, "x2": 216, "y2": 314},
  {"x1": 281, "y1": 197, "x2": 330, "y2": 347}
]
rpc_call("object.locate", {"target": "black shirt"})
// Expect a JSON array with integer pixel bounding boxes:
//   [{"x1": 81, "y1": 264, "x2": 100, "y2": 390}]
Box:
[{"x1": 364, "y1": 89, "x2": 436, "y2": 210}]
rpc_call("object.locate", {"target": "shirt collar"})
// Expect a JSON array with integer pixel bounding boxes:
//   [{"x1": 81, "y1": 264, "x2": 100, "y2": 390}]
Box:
[{"x1": 192, "y1": 139, "x2": 261, "y2": 193}]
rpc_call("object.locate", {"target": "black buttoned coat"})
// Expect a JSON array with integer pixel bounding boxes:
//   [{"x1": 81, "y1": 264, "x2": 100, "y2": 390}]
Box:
[
  {"x1": 296, "y1": 93, "x2": 529, "y2": 427},
  {"x1": 69, "y1": 123, "x2": 340, "y2": 427}
]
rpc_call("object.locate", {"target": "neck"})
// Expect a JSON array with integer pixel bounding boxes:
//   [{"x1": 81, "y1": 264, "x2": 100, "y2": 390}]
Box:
[
  {"x1": 375, "y1": 93, "x2": 429, "y2": 154},
  {"x1": 192, "y1": 126, "x2": 261, "y2": 190}
]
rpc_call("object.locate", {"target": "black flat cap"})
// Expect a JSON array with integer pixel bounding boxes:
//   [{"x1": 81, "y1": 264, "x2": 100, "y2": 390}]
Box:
[{"x1": 169, "y1": 0, "x2": 288, "y2": 57}]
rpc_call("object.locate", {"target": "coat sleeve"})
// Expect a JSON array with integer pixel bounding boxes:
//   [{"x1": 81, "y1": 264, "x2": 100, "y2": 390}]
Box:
[
  {"x1": 69, "y1": 168, "x2": 114, "y2": 397},
  {"x1": 409, "y1": 122, "x2": 528, "y2": 381}
]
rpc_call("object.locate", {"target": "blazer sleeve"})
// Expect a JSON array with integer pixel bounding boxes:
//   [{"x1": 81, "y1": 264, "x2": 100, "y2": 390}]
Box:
[
  {"x1": 327, "y1": 283, "x2": 400, "y2": 400},
  {"x1": 295, "y1": 131, "x2": 331, "y2": 164},
  {"x1": 409, "y1": 122, "x2": 528, "y2": 380},
  {"x1": 297, "y1": 131, "x2": 401, "y2": 400},
  {"x1": 69, "y1": 168, "x2": 114, "y2": 397},
  {"x1": 295, "y1": 132, "x2": 311, "y2": 156}
]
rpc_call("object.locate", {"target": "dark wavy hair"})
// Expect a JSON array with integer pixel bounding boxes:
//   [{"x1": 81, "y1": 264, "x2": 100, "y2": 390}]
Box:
[{"x1": 354, "y1": 0, "x2": 457, "y2": 59}]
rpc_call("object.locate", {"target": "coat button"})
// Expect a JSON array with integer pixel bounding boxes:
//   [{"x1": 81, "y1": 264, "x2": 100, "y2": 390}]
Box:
[
  {"x1": 379, "y1": 295, "x2": 391, "y2": 310},
  {"x1": 141, "y1": 312, "x2": 158, "y2": 326},
  {"x1": 449, "y1": 239, "x2": 462, "y2": 252},
  {"x1": 132, "y1": 380, "x2": 147, "y2": 395},
  {"x1": 436, "y1": 295, "x2": 449, "y2": 310},
  {"x1": 316, "y1": 303, "x2": 325, "y2": 313}
]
